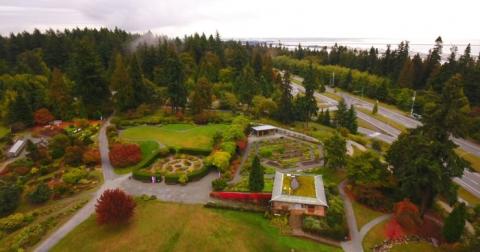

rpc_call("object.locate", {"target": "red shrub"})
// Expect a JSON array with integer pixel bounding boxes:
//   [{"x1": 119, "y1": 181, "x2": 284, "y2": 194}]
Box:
[
  {"x1": 34, "y1": 108, "x2": 55, "y2": 125},
  {"x1": 109, "y1": 143, "x2": 142, "y2": 168},
  {"x1": 393, "y1": 198, "x2": 422, "y2": 233},
  {"x1": 95, "y1": 189, "x2": 136, "y2": 225},
  {"x1": 236, "y1": 138, "x2": 248, "y2": 152},
  {"x1": 210, "y1": 192, "x2": 271, "y2": 205},
  {"x1": 385, "y1": 218, "x2": 405, "y2": 239},
  {"x1": 83, "y1": 148, "x2": 101, "y2": 166}
]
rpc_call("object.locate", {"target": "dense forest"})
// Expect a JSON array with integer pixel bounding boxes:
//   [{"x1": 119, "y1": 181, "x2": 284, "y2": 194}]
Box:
[
  {"x1": 0, "y1": 28, "x2": 290, "y2": 128},
  {"x1": 0, "y1": 28, "x2": 478, "y2": 141}
]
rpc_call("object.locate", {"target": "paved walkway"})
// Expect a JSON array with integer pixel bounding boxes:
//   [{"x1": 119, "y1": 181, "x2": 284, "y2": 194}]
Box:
[
  {"x1": 338, "y1": 180, "x2": 363, "y2": 252},
  {"x1": 119, "y1": 172, "x2": 218, "y2": 204}
]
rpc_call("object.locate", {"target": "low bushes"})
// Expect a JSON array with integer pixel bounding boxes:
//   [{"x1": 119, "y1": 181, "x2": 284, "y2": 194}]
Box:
[
  {"x1": 0, "y1": 213, "x2": 34, "y2": 233},
  {"x1": 132, "y1": 170, "x2": 162, "y2": 183},
  {"x1": 302, "y1": 216, "x2": 348, "y2": 241},
  {"x1": 175, "y1": 147, "x2": 211, "y2": 156},
  {"x1": 62, "y1": 168, "x2": 88, "y2": 184},
  {"x1": 164, "y1": 165, "x2": 211, "y2": 184}
]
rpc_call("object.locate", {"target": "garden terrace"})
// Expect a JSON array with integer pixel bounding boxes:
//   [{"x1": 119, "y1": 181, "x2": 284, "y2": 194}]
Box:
[
  {"x1": 255, "y1": 138, "x2": 320, "y2": 169},
  {"x1": 119, "y1": 124, "x2": 229, "y2": 153}
]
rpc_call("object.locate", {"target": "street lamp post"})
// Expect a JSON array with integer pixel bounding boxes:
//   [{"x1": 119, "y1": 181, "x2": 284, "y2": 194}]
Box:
[{"x1": 410, "y1": 91, "x2": 416, "y2": 116}]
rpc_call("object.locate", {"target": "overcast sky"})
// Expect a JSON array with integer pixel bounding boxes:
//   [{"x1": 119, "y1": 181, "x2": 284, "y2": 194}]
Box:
[{"x1": 0, "y1": 0, "x2": 479, "y2": 41}]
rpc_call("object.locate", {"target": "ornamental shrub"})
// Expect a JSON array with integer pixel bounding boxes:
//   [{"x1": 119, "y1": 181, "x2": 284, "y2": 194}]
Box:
[
  {"x1": 109, "y1": 143, "x2": 142, "y2": 168},
  {"x1": 62, "y1": 168, "x2": 88, "y2": 184},
  {"x1": 28, "y1": 183, "x2": 52, "y2": 204},
  {"x1": 212, "y1": 178, "x2": 228, "y2": 191},
  {"x1": 443, "y1": 203, "x2": 467, "y2": 243}
]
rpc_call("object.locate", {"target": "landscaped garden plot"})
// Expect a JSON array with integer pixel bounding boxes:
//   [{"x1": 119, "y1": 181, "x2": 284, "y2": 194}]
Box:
[
  {"x1": 256, "y1": 138, "x2": 319, "y2": 169},
  {"x1": 119, "y1": 124, "x2": 229, "y2": 152},
  {"x1": 152, "y1": 154, "x2": 203, "y2": 174}
]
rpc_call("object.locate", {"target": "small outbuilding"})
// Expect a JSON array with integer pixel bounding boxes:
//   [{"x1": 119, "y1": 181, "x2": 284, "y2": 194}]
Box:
[
  {"x1": 270, "y1": 172, "x2": 328, "y2": 217},
  {"x1": 7, "y1": 139, "x2": 26, "y2": 158},
  {"x1": 251, "y1": 125, "x2": 277, "y2": 137}
]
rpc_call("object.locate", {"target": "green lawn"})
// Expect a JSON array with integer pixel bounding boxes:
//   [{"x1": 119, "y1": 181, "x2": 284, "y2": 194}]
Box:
[
  {"x1": 114, "y1": 140, "x2": 161, "y2": 175},
  {"x1": 351, "y1": 201, "x2": 384, "y2": 229},
  {"x1": 357, "y1": 107, "x2": 407, "y2": 132},
  {"x1": 362, "y1": 219, "x2": 388, "y2": 251},
  {"x1": 120, "y1": 124, "x2": 229, "y2": 151},
  {"x1": 51, "y1": 201, "x2": 341, "y2": 252},
  {"x1": 306, "y1": 167, "x2": 347, "y2": 185},
  {"x1": 458, "y1": 187, "x2": 480, "y2": 206},
  {"x1": 455, "y1": 148, "x2": 480, "y2": 172},
  {"x1": 0, "y1": 125, "x2": 10, "y2": 139},
  {"x1": 390, "y1": 242, "x2": 446, "y2": 252},
  {"x1": 282, "y1": 175, "x2": 316, "y2": 197}
]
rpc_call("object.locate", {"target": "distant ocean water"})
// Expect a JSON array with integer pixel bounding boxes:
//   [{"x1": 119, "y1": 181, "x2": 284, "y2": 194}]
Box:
[{"x1": 238, "y1": 37, "x2": 480, "y2": 58}]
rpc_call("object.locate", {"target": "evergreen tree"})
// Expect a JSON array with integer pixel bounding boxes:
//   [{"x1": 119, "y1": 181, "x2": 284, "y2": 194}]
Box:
[
  {"x1": 372, "y1": 100, "x2": 378, "y2": 114},
  {"x1": 129, "y1": 54, "x2": 151, "y2": 107},
  {"x1": 443, "y1": 203, "x2": 466, "y2": 243},
  {"x1": 110, "y1": 54, "x2": 134, "y2": 111},
  {"x1": 397, "y1": 57, "x2": 414, "y2": 88},
  {"x1": 323, "y1": 109, "x2": 331, "y2": 126},
  {"x1": 249, "y1": 155, "x2": 264, "y2": 192},
  {"x1": 70, "y1": 38, "x2": 110, "y2": 118},
  {"x1": 49, "y1": 68, "x2": 74, "y2": 119},
  {"x1": 334, "y1": 98, "x2": 348, "y2": 128},
  {"x1": 165, "y1": 52, "x2": 187, "y2": 112},
  {"x1": 276, "y1": 71, "x2": 294, "y2": 124},
  {"x1": 8, "y1": 94, "x2": 33, "y2": 126},
  {"x1": 347, "y1": 105, "x2": 358, "y2": 133},
  {"x1": 411, "y1": 54, "x2": 425, "y2": 89},
  {"x1": 235, "y1": 65, "x2": 257, "y2": 105},
  {"x1": 0, "y1": 183, "x2": 21, "y2": 216},
  {"x1": 191, "y1": 77, "x2": 212, "y2": 114},
  {"x1": 324, "y1": 133, "x2": 347, "y2": 169},
  {"x1": 294, "y1": 64, "x2": 319, "y2": 125}
]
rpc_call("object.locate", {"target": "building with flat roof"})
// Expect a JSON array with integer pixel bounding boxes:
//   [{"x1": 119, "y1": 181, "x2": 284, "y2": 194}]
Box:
[
  {"x1": 251, "y1": 125, "x2": 277, "y2": 137},
  {"x1": 7, "y1": 139, "x2": 26, "y2": 158},
  {"x1": 270, "y1": 172, "x2": 328, "y2": 216}
]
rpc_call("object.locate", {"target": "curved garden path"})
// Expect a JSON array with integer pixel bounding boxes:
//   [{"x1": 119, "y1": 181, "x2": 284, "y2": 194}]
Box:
[{"x1": 338, "y1": 180, "x2": 364, "y2": 252}]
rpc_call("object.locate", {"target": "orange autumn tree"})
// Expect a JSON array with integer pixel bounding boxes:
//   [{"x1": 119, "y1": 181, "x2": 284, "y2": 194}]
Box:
[
  {"x1": 34, "y1": 108, "x2": 54, "y2": 125},
  {"x1": 109, "y1": 143, "x2": 142, "y2": 168},
  {"x1": 83, "y1": 148, "x2": 101, "y2": 166},
  {"x1": 95, "y1": 189, "x2": 136, "y2": 225}
]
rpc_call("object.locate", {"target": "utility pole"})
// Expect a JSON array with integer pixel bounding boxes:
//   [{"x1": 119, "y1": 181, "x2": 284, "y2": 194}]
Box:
[{"x1": 410, "y1": 91, "x2": 416, "y2": 116}]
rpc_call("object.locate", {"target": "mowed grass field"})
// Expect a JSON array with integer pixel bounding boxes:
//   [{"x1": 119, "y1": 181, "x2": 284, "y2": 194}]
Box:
[
  {"x1": 120, "y1": 124, "x2": 229, "y2": 151},
  {"x1": 51, "y1": 201, "x2": 341, "y2": 252}
]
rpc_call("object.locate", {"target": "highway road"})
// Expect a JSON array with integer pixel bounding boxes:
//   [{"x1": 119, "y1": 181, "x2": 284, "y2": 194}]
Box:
[{"x1": 289, "y1": 74, "x2": 480, "y2": 198}]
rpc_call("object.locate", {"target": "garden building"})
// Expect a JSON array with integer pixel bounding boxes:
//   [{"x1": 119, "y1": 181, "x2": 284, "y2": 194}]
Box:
[
  {"x1": 251, "y1": 125, "x2": 277, "y2": 137},
  {"x1": 270, "y1": 172, "x2": 328, "y2": 217},
  {"x1": 7, "y1": 139, "x2": 26, "y2": 158}
]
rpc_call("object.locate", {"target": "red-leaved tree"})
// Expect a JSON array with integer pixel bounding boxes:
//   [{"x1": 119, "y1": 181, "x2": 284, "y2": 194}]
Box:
[
  {"x1": 393, "y1": 198, "x2": 422, "y2": 233},
  {"x1": 34, "y1": 108, "x2": 55, "y2": 125},
  {"x1": 83, "y1": 148, "x2": 101, "y2": 166},
  {"x1": 95, "y1": 189, "x2": 136, "y2": 225},
  {"x1": 109, "y1": 143, "x2": 142, "y2": 168}
]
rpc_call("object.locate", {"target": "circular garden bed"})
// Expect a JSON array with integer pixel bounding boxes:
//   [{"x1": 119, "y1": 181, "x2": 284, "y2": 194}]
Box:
[
  {"x1": 152, "y1": 154, "x2": 203, "y2": 174},
  {"x1": 133, "y1": 154, "x2": 209, "y2": 184}
]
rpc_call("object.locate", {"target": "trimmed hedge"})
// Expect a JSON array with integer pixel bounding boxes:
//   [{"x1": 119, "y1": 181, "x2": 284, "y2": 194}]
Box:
[
  {"x1": 132, "y1": 170, "x2": 162, "y2": 183},
  {"x1": 175, "y1": 147, "x2": 211, "y2": 156},
  {"x1": 164, "y1": 166, "x2": 211, "y2": 184}
]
